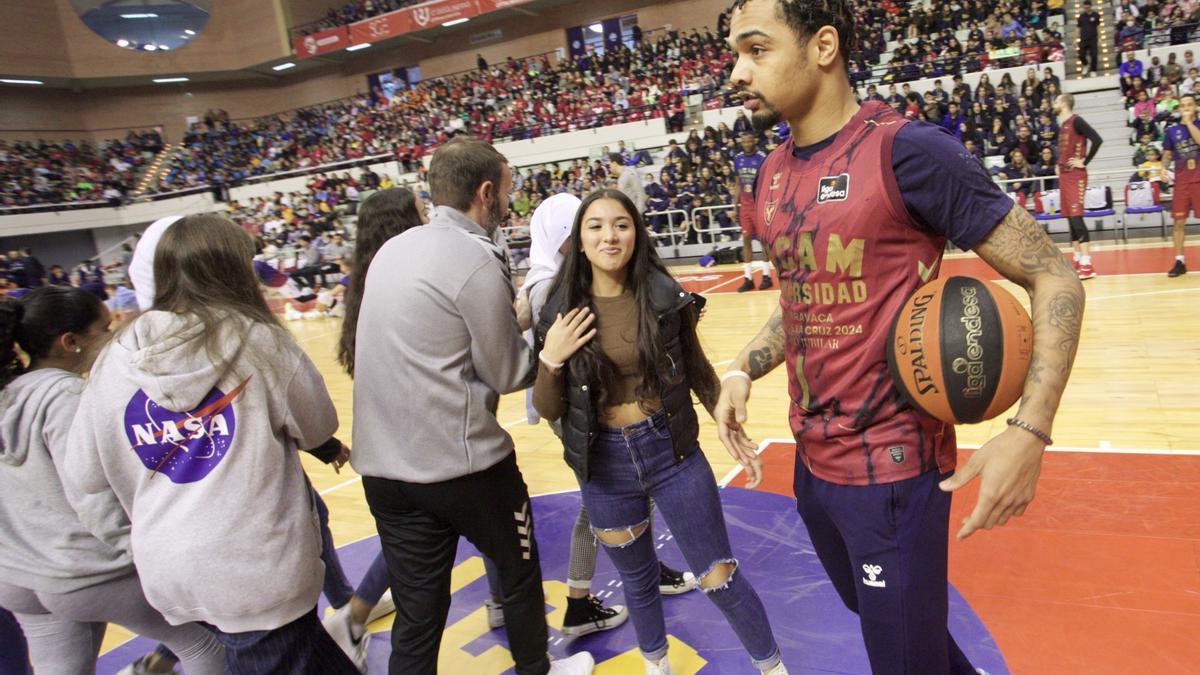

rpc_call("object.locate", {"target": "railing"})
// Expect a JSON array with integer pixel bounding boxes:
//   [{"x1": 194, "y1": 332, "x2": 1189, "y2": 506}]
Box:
[
  {"x1": 1134, "y1": 22, "x2": 1200, "y2": 49},
  {"x1": 991, "y1": 168, "x2": 1171, "y2": 240},
  {"x1": 0, "y1": 199, "x2": 110, "y2": 216},
  {"x1": 689, "y1": 204, "x2": 739, "y2": 244},
  {"x1": 644, "y1": 209, "x2": 690, "y2": 248}
]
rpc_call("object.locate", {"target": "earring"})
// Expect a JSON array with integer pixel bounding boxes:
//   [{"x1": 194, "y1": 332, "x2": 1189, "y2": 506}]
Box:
[{"x1": 74, "y1": 347, "x2": 82, "y2": 354}]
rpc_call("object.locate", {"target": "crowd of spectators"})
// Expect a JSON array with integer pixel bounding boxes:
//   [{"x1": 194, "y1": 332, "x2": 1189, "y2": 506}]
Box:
[
  {"x1": 842, "y1": 0, "x2": 1064, "y2": 84},
  {"x1": 863, "y1": 66, "x2": 1068, "y2": 201},
  {"x1": 1117, "y1": 47, "x2": 1200, "y2": 188},
  {"x1": 296, "y1": 0, "x2": 424, "y2": 36},
  {"x1": 1113, "y1": 0, "x2": 1200, "y2": 51},
  {"x1": 156, "y1": 26, "x2": 730, "y2": 191},
  {"x1": 0, "y1": 130, "x2": 163, "y2": 209}
]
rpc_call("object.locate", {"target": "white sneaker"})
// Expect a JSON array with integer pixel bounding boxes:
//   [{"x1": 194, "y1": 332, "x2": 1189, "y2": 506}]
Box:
[
  {"x1": 763, "y1": 663, "x2": 789, "y2": 675},
  {"x1": 645, "y1": 654, "x2": 673, "y2": 675},
  {"x1": 366, "y1": 590, "x2": 395, "y2": 624},
  {"x1": 549, "y1": 651, "x2": 595, "y2": 674},
  {"x1": 485, "y1": 598, "x2": 505, "y2": 628},
  {"x1": 302, "y1": 309, "x2": 322, "y2": 320},
  {"x1": 284, "y1": 304, "x2": 303, "y2": 321},
  {"x1": 322, "y1": 603, "x2": 368, "y2": 672}
]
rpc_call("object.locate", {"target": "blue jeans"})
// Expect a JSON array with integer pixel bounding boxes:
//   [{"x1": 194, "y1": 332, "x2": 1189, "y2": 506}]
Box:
[
  {"x1": 314, "y1": 490, "x2": 391, "y2": 608},
  {"x1": 201, "y1": 607, "x2": 357, "y2": 674},
  {"x1": 0, "y1": 607, "x2": 31, "y2": 675},
  {"x1": 579, "y1": 411, "x2": 780, "y2": 670}
]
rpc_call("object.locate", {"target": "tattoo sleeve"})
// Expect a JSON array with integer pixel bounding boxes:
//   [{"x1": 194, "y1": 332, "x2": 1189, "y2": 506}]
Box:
[
  {"x1": 973, "y1": 203, "x2": 1086, "y2": 432},
  {"x1": 732, "y1": 305, "x2": 787, "y2": 380}
]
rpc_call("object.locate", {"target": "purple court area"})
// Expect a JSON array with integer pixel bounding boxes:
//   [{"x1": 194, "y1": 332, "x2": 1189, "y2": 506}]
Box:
[{"x1": 93, "y1": 487, "x2": 1007, "y2": 674}]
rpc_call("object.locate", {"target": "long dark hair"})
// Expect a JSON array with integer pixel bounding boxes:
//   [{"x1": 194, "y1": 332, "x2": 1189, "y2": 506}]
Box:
[
  {"x1": 152, "y1": 214, "x2": 282, "y2": 373},
  {"x1": 0, "y1": 286, "x2": 104, "y2": 389},
  {"x1": 547, "y1": 189, "x2": 718, "y2": 411},
  {"x1": 338, "y1": 187, "x2": 425, "y2": 375}
]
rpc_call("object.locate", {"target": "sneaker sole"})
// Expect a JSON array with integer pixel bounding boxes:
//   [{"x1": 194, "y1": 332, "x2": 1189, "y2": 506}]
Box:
[
  {"x1": 560, "y1": 612, "x2": 629, "y2": 636},
  {"x1": 1078, "y1": 274, "x2": 1096, "y2": 280},
  {"x1": 658, "y1": 583, "x2": 697, "y2": 595}
]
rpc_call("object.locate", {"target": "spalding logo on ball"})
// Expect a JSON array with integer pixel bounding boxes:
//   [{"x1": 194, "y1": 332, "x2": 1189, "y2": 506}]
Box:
[{"x1": 887, "y1": 276, "x2": 1032, "y2": 424}]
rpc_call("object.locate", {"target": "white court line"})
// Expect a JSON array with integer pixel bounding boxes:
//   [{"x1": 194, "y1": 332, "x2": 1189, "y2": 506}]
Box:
[
  {"x1": 318, "y1": 475, "x2": 362, "y2": 496},
  {"x1": 958, "y1": 443, "x2": 1200, "y2": 456},
  {"x1": 1085, "y1": 287, "x2": 1200, "y2": 302},
  {"x1": 700, "y1": 274, "x2": 749, "y2": 294}
]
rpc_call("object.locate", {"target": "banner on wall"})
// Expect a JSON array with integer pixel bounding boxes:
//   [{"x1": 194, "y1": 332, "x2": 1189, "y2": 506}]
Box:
[
  {"x1": 349, "y1": 0, "x2": 534, "y2": 45},
  {"x1": 293, "y1": 26, "x2": 350, "y2": 59}
]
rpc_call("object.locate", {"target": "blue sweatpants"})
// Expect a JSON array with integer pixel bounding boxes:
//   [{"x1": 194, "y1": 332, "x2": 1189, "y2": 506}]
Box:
[{"x1": 794, "y1": 458, "x2": 976, "y2": 674}]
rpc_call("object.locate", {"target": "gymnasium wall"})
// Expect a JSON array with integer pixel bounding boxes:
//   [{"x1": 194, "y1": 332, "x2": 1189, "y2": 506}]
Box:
[{"x1": 0, "y1": 0, "x2": 733, "y2": 142}]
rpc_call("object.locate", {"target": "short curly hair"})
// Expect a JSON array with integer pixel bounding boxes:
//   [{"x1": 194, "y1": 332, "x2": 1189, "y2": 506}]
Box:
[{"x1": 730, "y1": 0, "x2": 856, "y2": 75}]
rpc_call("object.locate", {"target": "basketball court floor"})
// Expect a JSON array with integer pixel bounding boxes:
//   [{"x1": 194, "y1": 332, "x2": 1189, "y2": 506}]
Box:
[{"x1": 93, "y1": 239, "x2": 1200, "y2": 674}]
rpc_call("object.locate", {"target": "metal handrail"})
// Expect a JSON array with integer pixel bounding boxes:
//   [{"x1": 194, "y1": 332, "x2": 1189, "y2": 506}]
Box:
[
  {"x1": 644, "y1": 209, "x2": 690, "y2": 248},
  {"x1": 689, "y1": 204, "x2": 739, "y2": 243}
]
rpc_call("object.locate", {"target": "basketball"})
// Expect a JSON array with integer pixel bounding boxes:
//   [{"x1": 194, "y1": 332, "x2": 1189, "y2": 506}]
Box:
[{"x1": 887, "y1": 276, "x2": 1033, "y2": 425}]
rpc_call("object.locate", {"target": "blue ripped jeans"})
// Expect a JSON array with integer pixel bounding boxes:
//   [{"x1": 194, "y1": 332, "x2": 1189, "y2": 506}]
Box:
[{"x1": 578, "y1": 411, "x2": 781, "y2": 671}]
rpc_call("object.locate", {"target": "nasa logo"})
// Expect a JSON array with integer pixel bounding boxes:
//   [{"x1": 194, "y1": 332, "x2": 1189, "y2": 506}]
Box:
[
  {"x1": 816, "y1": 174, "x2": 850, "y2": 203},
  {"x1": 304, "y1": 36, "x2": 317, "y2": 55},
  {"x1": 123, "y1": 378, "x2": 248, "y2": 484},
  {"x1": 412, "y1": 6, "x2": 431, "y2": 27}
]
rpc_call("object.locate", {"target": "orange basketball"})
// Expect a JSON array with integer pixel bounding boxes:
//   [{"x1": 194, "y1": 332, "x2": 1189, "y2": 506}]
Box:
[{"x1": 886, "y1": 276, "x2": 1033, "y2": 425}]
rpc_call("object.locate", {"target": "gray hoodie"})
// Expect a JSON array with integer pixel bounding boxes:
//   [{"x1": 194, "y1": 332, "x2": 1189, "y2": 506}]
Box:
[
  {"x1": 63, "y1": 311, "x2": 338, "y2": 632},
  {"x1": 0, "y1": 369, "x2": 132, "y2": 594}
]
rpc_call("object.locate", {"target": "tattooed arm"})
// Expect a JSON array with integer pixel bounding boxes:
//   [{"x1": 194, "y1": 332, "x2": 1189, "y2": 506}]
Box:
[
  {"x1": 940, "y1": 203, "x2": 1085, "y2": 539},
  {"x1": 712, "y1": 305, "x2": 785, "y2": 488}
]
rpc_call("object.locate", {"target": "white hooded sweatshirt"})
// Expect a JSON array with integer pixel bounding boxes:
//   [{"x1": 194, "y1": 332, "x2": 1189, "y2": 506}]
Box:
[{"x1": 63, "y1": 311, "x2": 338, "y2": 632}]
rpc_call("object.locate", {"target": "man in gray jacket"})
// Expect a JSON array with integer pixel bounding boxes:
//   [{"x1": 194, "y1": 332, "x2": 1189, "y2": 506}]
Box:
[
  {"x1": 610, "y1": 153, "x2": 646, "y2": 215},
  {"x1": 351, "y1": 137, "x2": 593, "y2": 675}
]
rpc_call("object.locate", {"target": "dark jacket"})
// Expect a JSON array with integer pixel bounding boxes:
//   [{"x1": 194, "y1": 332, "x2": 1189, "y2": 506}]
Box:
[{"x1": 535, "y1": 270, "x2": 699, "y2": 482}]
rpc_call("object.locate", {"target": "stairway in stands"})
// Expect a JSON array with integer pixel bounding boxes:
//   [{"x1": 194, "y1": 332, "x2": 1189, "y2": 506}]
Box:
[
  {"x1": 129, "y1": 143, "x2": 175, "y2": 198},
  {"x1": 1066, "y1": 0, "x2": 1119, "y2": 78}
]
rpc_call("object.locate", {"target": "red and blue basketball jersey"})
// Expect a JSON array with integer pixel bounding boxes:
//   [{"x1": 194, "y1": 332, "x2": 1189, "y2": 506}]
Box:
[
  {"x1": 1164, "y1": 123, "x2": 1200, "y2": 185},
  {"x1": 754, "y1": 102, "x2": 956, "y2": 486},
  {"x1": 734, "y1": 150, "x2": 766, "y2": 198}
]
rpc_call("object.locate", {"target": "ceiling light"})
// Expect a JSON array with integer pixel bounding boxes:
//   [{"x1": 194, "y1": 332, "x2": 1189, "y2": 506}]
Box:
[
  {"x1": 143, "y1": 44, "x2": 158, "y2": 51},
  {"x1": 272, "y1": 62, "x2": 296, "y2": 71},
  {"x1": 153, "y1": 77, "x2": 189, "y2": 83},
  {"x1": 588, "y1": 23, "x2": 603, "y2": 33},
  {"x1": 185, "y1": 29, "x2": 196, "y2": 35},
  {"x1": 443, "y1": 18, "x2": 469, "y2": 27},
  {"x1": 121, "y1": 13, "x2": 159, "y2": 19},
  {"x1": 117, "y1": 38, "x2": 129, "y2": 47},
  {"x1": 0, "y1": 78, "x2": 44, "y2": 85},
  {"x1": 346, "y1": 43, "x2": 371, "y2": 51}
]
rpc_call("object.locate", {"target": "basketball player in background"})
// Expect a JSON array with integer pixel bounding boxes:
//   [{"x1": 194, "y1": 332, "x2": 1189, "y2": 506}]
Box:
[
  {"x1": 718, "y1": 1, "x2": 1085, "y2": 672},
  {"x1": 1053, "y1": 93, "x2": 1104, "y2": 280},
  {"x1": 1160, "y1": 93, "x2": 1199, "y2": 277},
  {"x1": 734, "y1": 132, "x2": 775, "y2": 292}
]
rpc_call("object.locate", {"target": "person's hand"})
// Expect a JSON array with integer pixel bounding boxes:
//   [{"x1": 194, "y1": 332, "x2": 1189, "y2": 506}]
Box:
[
  {"x1": 939, "y1": 425, "x2": 1045, "y2": 540},
  {"x1": 1067, "y1": 157, "x2": 1085, "y2": 170},
  {"x1": 541, "y1": 308, "x2": 596, "y2": 366},
  {"x1": 1184, "y1": 110, "x2": 1197, "y2": 125},
  {"x1": 331, "y1": 443, "x2": 351, "y2": 474},
  {"x1": 713, "y1": 376, "x2": 763, "y2": 488},
  {"x1": 514, "y1": 291, "x2": 532, "y2": 332}
]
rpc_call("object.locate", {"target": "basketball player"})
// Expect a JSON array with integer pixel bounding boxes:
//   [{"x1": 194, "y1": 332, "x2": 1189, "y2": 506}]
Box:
[
  {"x1": 734, "y1": 132, "x2": 774, "y2": 292},
  {"x1": 351, "y1": 138, "x2": 594, "y2": 675},
  {"x1": 1160, "y1": 93, "x2": 1198, "y2": 277},
  {"x1": 1053, "y1": 93, "x2": 1104, "y2": 280},
  {"x1": 718, "y1": 2, "x2": 1085, "y2": 673}
]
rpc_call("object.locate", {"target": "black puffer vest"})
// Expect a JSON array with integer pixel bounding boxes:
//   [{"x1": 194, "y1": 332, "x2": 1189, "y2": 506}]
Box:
[{"x1": 534, "y1": 270, "x2": 699, "y2": 482}]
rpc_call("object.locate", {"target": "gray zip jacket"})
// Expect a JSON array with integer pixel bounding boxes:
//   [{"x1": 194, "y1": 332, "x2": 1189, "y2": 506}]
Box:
[{"x1": 351, "y1": 206, "x2": 534, "y2": 483}]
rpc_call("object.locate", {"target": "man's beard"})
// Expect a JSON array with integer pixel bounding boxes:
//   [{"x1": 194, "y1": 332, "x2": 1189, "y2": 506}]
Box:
[
  {"x1": 751, "y1": 106, "x2": 782, "y2": 134},
  {"x1": 483, "y1": 195, "x2": 506, "y2": 235}
]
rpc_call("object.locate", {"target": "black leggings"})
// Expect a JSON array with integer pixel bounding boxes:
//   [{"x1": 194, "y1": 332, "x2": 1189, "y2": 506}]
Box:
[{"x1": 1068, "y1": 216, "x2": 1090, "y2": 244}]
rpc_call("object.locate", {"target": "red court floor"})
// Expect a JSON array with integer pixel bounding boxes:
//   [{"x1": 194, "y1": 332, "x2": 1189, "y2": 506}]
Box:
[{"x1": 727, "y1": 443, "x2": 1200, "y2": 674}]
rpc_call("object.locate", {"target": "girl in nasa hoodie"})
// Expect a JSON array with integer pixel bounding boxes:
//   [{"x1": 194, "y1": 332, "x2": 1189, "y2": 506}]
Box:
[
  {"x1": 0, "y1": 286, "x2": 224, "y2": 674},
  {"x1": 63, "y1": 215, "x2": 358, "y2": 673}
]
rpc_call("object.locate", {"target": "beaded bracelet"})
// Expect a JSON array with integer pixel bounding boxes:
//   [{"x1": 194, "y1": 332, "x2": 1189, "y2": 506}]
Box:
[{"x1": 1006, "y1": 418, "x2": 1053, "y2": 446}]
